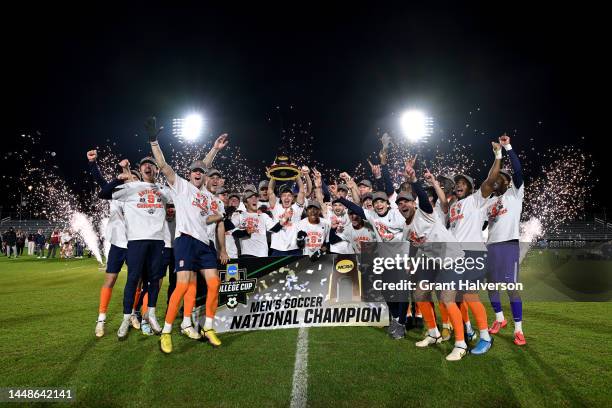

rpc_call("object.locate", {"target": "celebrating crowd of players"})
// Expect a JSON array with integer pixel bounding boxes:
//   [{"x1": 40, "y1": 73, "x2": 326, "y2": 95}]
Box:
[{"x1": 88, "y1": 117, "x2": 525, "y2": 361}]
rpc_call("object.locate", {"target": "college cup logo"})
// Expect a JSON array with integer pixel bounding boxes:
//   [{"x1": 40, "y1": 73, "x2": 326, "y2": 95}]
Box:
[{"x1": 218, "y1": 264, "x2": 257, "y2": 309}]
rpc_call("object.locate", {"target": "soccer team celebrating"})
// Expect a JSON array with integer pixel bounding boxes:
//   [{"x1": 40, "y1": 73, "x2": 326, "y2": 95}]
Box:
[{"x1": 88, "y1": 117, "x2": 525, "y2": 361}]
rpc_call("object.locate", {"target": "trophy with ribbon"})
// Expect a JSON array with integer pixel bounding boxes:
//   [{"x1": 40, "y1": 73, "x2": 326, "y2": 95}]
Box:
[{"x1": 266, "y1": 154, "x2": 301, "y2": 181}]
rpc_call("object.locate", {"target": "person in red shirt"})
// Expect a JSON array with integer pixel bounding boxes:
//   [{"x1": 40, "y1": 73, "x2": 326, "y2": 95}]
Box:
[{"x1": 45, "y1": 229, "x2": 61, "y2": 259}]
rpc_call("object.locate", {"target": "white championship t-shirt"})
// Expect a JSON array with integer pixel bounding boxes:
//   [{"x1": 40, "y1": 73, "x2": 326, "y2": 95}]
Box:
[
  {"x1": 270, "y1": 203, "x2": 304, "y2": 251},
  {"x1": 234, "y1": 211, "x2": 277, "y2": 257},
  {"x1": 325, "y1": 208, "x2": 352, "y2": 254},
  {"x1": 163, "y1": 218, "x2": 176, "y2": 249},
  {"x1": 403, "y1": 208, "x2": 464, "y2": 260},
  {"x1": 433, "y1": 200, "x2": 448, "y2": 227},
  {"x1": 363, "y1": 208, "x2": 406, "y2": 242},
  {"x1": 449, "y1": 190, "x2": 489, "y2": 250},
  {"x1": 106, "y1": 200, "x2": 128, "y2": 248},
  {"x1": 111, "y1": 181, "x2": 170, "y2": 241},
  {"x1": 297, "y1": 217, "x2": 331, "y2": 256},
  {"x1": 337, "y1": 222, "x2": 377, "y2": 254},
  {"x1": 205, "y1": 195, "x2": 226, "y2": 249},
  {"x1": 486, "y1": 184, "x2": 524, "y2": 243},
  {"x1": 166, "y1": 177, "x2": 217, "y2": 245}
]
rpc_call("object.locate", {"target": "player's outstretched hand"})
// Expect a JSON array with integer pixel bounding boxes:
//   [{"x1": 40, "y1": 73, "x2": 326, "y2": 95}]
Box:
[
  {"x1": 405, "y1": 157, "x2": 417, "y2": 183},
  {"x1": 214, "y1": 133, "x2": 229, "y2": 150},
  {"x1": 499, "y1": 134, "x2": 511, "y2": 146},
  {"x1": 492, "y1": 141, "x2": 501, "y2": 156},
  {"x1": 423, "y1": 169, "x2": 436, "y2": 185},
  {"x1": 145, "y1": 116, "x2": 163, "y2": 142},
  {"x1": 87, "y1": 150, "x2": 97, "y2": 162}
]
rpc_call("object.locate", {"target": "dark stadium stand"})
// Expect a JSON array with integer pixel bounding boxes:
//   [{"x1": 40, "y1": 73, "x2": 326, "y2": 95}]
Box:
[
  {"x1": 0, "y1": 219, "x2": 62, "y2": 238},
  {"x1": 544, "y1": 217, "x2": 611, "y2": 241}
]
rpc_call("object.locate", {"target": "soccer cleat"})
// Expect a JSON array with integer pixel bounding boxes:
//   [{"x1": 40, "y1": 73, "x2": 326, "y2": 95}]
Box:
[
  {"x1": 181, "y1": 325, "x2": 202, "y2": 340},
  {"x1": 117, "y1": 319, "x2": 130, "y2": 340},
  {"x1": 446, "y1": 346, "x2": 468, "y2": 361},
  {"x1": 513, "y1": 331, "x2": 527, "y2": 346},
  {"x1": 488, "y1": 319, "x2": 508, "y2": 334},
  {"x1": 387, "y1": 319, "x2": 398, "y2": 336},
  {"x1": 141, "y1": 321, "x2": 153, "y2": 336},
  {"x1": 391, "y1": 324, "x2": 406, "y2": 340},
  {"x1": 160, "y1": 333, "x2": 173, "y2": 354},
  {"x1": 404, "y1": 316, "x2": 415, "y2": 331},
  {"x1": 471, "y1": 337, "x2": 493, "y2": 355},
  {"x1": 148, "y1": 315, "x2": 162, "y2": 335},
  {"x1": 129, "y1": 314, "x2": 141, "y2": 330},
  {"x1": 95, "y1": 320, "x2": 105, "y2": 338},
  {"x1": 201, "y1": 328, "x2": 222, "y2": 347},
  {"x1": 415, "y1": 335, "x2": 443, "y2": 348},
  {"x1": 466, "y1": 330, "x2": 477, "y2": 344},
  {"x1": 441, "y1": 327, "x2": 452, "y2": 342}
]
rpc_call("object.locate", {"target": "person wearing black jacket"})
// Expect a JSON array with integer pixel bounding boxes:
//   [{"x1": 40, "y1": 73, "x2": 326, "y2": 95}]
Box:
[{"x1": 5, "y1": 228, "x2": 17, "y2": 258}]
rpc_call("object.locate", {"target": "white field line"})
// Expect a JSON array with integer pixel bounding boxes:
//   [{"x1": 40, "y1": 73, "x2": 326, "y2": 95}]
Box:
[{"x1": 290, "y1": 327, "x2": 309, "y2": 408}]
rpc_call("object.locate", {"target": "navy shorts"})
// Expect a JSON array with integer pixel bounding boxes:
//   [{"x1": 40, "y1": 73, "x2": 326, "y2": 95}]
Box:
[
  {"x1": 174, "y1": 235, "x2": 218, "y2": 272},
  {"x1": 127, "y1": 240, "x2": 165, "y2": 281},
  {"x1": 487, "y1": 241, "x2": 520, "y2": 283},
  {"x1": 106, "y1": 244, "x2": 127, "y2": 274},
  {"x1": 162, "y1": 247, "x2": 175, "y2": 276}
]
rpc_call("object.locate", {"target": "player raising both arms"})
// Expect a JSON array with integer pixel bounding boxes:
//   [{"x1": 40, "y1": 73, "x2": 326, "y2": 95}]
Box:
[
  {"x1": 443, "y1": 140, "x2": 503, "y2": 354},
  {"x1": 147, "y1": 117, "x2": 229, "y2": 353},
  {"x1": 486, "y1": 134, "x2": 526, "y2": 346}
]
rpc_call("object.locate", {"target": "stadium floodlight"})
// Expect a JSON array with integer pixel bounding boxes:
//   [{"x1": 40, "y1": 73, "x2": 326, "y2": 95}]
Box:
[
  {"x1": 172, "y1": 113, "x2": 204, "y2": 141},
  {"x1": 400, "y1": 110, "x2": 433, "y2": 143}
]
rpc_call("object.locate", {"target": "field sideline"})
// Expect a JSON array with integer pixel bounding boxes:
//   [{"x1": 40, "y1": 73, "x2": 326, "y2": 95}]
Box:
[{"x1": 0, "y1": 255, "x2": 610, "y2": 407}]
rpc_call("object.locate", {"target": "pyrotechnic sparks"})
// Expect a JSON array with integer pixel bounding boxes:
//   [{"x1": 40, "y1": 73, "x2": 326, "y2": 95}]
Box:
[
  {"x1": 3, "y1": 113, "x2": 596, "y2": 249},
  {"x1": 70, "y1": 212, "x2": 103, "y2": 263}
]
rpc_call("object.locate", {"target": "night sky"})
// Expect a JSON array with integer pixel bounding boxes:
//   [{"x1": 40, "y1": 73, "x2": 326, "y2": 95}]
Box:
[{"x1": 3, "y1": 5, "x2": 604, "y2": 213}]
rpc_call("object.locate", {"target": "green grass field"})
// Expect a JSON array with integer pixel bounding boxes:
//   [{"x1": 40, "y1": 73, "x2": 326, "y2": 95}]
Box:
[{"x1": 0, "y1": 255, "x2": 610, "y2": 407}]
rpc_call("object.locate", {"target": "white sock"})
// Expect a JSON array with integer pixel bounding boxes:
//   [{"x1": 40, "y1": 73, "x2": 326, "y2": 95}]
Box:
[
  {"x1": 442, "y1": 323, "x2": 451, "y2": 330},
  {"x1": 148, "y1": 307, "x2": 156, "y2": 319},
  {"x1": 428, "y1": 327, "x2": 440, "y2": 338},
  {"x1": 455, "y1": 340, "x2": 467, "y2": 349},
  {"x1": 162, "y1": 323, "x2": 172, "y2": 334},
  {"x1": 181, "y1": 316, "x2": 192, "y2": 328},
  {"x1": 204, "y1": 317, "x2": 214, "y2": 330},
  {"x1": 480, "y1": 329, "x2": 491, "y2": 342},
  {"x1": 131, "y1": 309, "x2": 136, "y2": 315},
  {"x1": 416, "y1": 313, "x2": 422, "y2": 318},
  {"x1": 514, "y1": 321, "x2": 522, "y2": 333},
  {"x1": 97, "y1": 313, "x2": 106, "y2": 322},
  {"x1": 465, "y1": 321, "x2": 474, "y2": 334},
  {"x1": 495, "y1": 311, "x2": 505, "y2": 322},
  {"x1": 123, "y1": 313, "x2": 131, "y2": 321}
]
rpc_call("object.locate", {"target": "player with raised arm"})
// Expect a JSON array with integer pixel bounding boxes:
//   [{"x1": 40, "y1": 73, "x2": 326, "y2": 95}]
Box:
[
  {"x1": 443, "y1": 140, "x2": 502, "y2": 354},
  {"x1": 87, "y1": 150, "x2": 141, "y2": 338},
  {"x1": 266, "y1": 175, "x2": 306, "y2": 256},
  {"x1": 146, "y1": 117, "x2": 228, "y2": 353},
  {"x1": 486, "y1": 134, "x2": 527, "y2": 346},
  {"x1": 399, "y1": 158, "x2": 468, "y2": 361}
]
